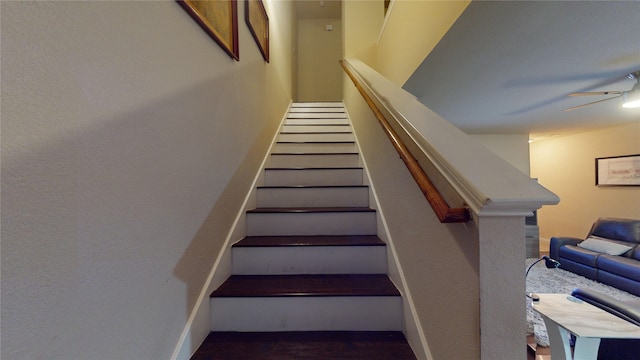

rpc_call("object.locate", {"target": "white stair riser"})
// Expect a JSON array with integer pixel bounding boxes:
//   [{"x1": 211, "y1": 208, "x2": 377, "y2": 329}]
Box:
[
  {"x1": 232, "y1": 246, "x2": 387, "y2": 274},
  {"x1": 291, "y1": 102, "x2": 343, "y2": 108},
  {"x1": 256, "y1": 187, "x2": 369, "y2": 207},
  {"x1": 269, "y1": 154, "x2": 359, "y2": 168},
  {"x1": 274, "y1": 142, "x2": 357, "y2": 153},
  {"x1": 284, "y1": 118, "x2": 350, "y2": 126},
  {"x1": 288, "y1": 113, "x2": 347, "y2": 119},
  {"x1": 281, "y1": 125, "x2": 351, "y2": 133},
  {"x1": 246, "y1": 212, "x2": 377, "y2": 236},
  {"x1": 278, "y1": 133, "x2": 355, "y2": 142},
  {"x1": 211, "y1": 297, "x2": 402, "y2": 331},
  {"x1": 263, "y1": 168, "x2": 363, "y2": 186}
]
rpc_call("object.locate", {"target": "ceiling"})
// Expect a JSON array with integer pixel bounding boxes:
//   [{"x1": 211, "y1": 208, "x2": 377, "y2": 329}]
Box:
[{"x1": 403, "y1": 1, "x2": 640, "y2": 140}]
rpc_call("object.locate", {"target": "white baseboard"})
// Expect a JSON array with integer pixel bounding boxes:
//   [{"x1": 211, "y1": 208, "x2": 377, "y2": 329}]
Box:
[{"x1": 539, "y1": 236, "x2": 550, "y2": 252}]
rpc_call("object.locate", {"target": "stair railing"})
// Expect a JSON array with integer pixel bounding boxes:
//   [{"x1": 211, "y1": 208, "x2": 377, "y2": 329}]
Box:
[
  {"x1": 340, "y1": 59, "x2": 469, "y2": 223},
  {"x1": 341, "y1": 57, "x2": 561, "y2": 360},
  {"x1": 340, "y1": 57, "x2": 558, "y2": 222}
]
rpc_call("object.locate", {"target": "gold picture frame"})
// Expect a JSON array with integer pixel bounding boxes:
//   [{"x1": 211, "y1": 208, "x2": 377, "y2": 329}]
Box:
[
  {"x1": 178, "y1": 0, "x2": 239, "y2": 60},
  {"x1": 245, "y1": 0, "x2": 269, "y2": 62}
]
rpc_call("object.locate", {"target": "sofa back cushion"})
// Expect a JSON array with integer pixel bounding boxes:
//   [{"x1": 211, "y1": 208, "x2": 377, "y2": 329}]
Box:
[
  {"x1": 589, "y1": 218, "x2": 640, "y2": 245},
  {"x1": 578, "y1": 236, "x2": 633, "y2": 255}
]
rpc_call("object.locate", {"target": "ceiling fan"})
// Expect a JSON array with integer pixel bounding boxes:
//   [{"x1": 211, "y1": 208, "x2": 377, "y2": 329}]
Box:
[{"x1": 564, "y1": 71, "x2": 640, "y2": 111}]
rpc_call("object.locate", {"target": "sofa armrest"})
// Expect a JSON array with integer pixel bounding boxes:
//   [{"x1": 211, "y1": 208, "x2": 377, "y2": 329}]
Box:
[
  {"x1": 549, "y1": 236, "x2": 582, "y2": 261},
  {"x1": 571, "y1": 288, "x2": 640, "y2": 326}
]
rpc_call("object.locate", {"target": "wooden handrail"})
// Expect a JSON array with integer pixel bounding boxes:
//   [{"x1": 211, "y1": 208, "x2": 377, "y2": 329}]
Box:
[{"x1": 340, "y1": 60, "x2": 470, "y2": 223}]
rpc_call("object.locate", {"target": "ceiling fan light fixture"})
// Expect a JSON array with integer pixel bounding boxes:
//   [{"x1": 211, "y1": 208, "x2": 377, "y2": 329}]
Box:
[
  {"x1": 622, "y1": 90, "x2": 640, "y2": 108},
  {"x1": 564, "y1": 71, "x2": 640, "y2": 112}
]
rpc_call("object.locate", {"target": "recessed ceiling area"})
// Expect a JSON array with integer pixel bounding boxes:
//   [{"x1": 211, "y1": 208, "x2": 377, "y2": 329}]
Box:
[{"x1": 403, "y1": 1, "x2": 640, "y2": 139}]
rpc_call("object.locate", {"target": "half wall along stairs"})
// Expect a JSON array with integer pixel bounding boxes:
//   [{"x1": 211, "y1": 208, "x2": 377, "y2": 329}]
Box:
[{"x1": 191, "y1": 103, "x2": 417, "y2": 360}]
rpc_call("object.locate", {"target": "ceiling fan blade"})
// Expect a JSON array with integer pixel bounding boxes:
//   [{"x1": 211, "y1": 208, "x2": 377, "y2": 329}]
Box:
[
  {"x1": 563, "y1": 94, "x2": 623, "y2": 112},
  {"x1": 568, "y1": 91, "x2": 623, "y2": 97}
]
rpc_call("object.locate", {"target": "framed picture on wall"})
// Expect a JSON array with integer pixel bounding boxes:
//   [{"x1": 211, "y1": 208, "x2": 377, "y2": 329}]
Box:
[
  {"x1": 596, "y1": 154, "x2": 640, "y2": 186},
  {"x1": 245, "y1": 0, "x2": 269, "y2": 62},
  {"x1": 177, "y1": 0, "x2": 239, "y2": 60}
]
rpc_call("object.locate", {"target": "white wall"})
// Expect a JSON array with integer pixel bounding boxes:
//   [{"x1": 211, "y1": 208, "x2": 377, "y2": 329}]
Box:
[
  {"x1": 531, "y1": 122, "x2": 640, "y2": 241},
  {"x1": 472, "y1": 134, "x2": 531, "y2": 175},
  {"x1": 297, "y1": 18, "x2": 343, "y2": 101},
  {"x1": 376, "y1": 0, "x2": 470, "y2": 86},
  {"x1": 0, "y1": 1, "x2": 293, "y2": 359}
]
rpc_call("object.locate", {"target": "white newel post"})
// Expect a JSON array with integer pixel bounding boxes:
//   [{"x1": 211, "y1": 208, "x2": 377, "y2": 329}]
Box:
[{"x1": 477, "y1": 215, "x2": 527, "y2": 360}]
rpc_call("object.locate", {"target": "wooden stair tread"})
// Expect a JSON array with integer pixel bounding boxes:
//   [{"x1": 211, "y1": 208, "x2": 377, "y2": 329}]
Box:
[
  {"x1": 190, "y1": 331, "x2": 416, "y2": 360},
  {"x1": 256, "y1": 185, "x2": 367, "y2": 189},
  {"x1": 247, "y1": 207, "x2": 375, "y2": 213},
  {"x1": 283, "y1": 124, "x2": 350, "y2": 126},
  {"x1": 271, "y1": 152, "x2": 358, "y2": 155},
  {"x1": 276, "y1": 141, "x2": 355, "y2": 144},
  {"x1": 291, "y1": 102, "x2": 343, "y2": 106},
  {"x1": 287, "y1": 116, "x2": 347, "y2": 119},
  {"x1": 289, "y1": 109, "x2": 345, "y2": 112},
  {"x1": 234, "y1": 235, "x2": 385, "y2": 247},
  {"x1": 265, "y1": 166, "x2": 363, "y2": 170},
  {"x1": 280, "y1": 131, "x2": 351, "y2": 134},
  {"x1": 211, "y1": 274, "x2": 400, "y2": 297}
]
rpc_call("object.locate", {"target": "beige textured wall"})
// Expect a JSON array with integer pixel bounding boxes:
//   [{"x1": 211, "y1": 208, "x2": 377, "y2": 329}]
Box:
[
  {"x1": 531, "y1": 122, "x2": 640, "y2": 241},
  {"x1": 1, "y1": 1, "x2": 293, "y2": 359},
  {"x1": 342, "y1": 2, "x2": 479, "y2": 359},
  {"x1": 376, "y1": 0, "x2": 470, "y2": 86},
  {"x1": 297, "y1": 18, "x2": 343, "y2": 101},
  {"x1": 342, "y1": 0, "x2": 383, "y2": 67}
]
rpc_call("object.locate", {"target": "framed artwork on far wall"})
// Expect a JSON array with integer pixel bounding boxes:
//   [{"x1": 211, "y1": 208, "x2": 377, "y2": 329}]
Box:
[
  {"x1": 245, "y1": 0, "x2": 269, "y2": 62},
  {"x1": 596, "y1": 154, "x2": 640, "y2": 186},
  {"x1": 177, "y1": 0, "x2": 239, "y2": 60}
]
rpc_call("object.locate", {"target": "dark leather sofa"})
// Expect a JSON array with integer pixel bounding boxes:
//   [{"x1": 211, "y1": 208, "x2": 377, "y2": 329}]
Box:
[{"x1": 549, "y1": 218, "x2": 640, "y2": 296}]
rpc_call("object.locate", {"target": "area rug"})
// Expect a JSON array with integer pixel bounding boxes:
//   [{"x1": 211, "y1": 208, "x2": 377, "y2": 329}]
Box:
[{"x1": 525, "y1": 257, "x2": 640, "y2": 346}]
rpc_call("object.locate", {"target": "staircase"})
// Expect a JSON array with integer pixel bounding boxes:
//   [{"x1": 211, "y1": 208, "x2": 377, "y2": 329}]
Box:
[{"x1": 191, "y1": 103, "x2": 416, "y2": 360}]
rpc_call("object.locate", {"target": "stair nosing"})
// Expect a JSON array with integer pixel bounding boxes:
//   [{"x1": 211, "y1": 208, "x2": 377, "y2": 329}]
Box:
[{"x1": 247, "y1": 207, "x2": 375, "y2": 214}]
